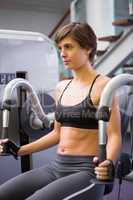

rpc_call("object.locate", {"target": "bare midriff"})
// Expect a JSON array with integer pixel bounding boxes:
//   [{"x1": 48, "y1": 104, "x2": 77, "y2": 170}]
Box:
[{"x1": 57, "y1": 127, "x2": 98, "y2": 156}]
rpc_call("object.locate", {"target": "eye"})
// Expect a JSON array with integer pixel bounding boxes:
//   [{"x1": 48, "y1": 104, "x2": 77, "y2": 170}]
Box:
[{"x1": 64, "y1": 44, "x2": 73, "y2": 49}]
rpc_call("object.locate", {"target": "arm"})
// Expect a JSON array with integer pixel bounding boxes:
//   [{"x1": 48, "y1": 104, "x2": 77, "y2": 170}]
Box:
[
  {"x1": 18, "y1": 79, "x2": 72, "y2": 156},
  {"x1": 0, "y1": 121, "x2": 60, "y2": 157},
  {"x1": 106, "y1": 96, "x2": 122, "y2": 164},
  {"x1": 0, "y1": 83, "x2": 62, "y2": 157},
  {"x1": 18, "y1": 82, "x2": 62, "y2": 156},
  {"x1": 18, "y1": 120, "x2": 60, "y2": 156}
]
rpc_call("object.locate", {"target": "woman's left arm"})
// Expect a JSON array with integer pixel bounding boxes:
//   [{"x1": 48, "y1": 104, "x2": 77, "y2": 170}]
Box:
[{"x1": 106, "y1": 96, "x2": 122, "y2": 164}]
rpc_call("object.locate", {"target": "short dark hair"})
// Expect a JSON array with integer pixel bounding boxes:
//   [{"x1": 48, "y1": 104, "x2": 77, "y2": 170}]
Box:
[{"x1": 55, "y1": 22, "x2": 97, "y2": 64}]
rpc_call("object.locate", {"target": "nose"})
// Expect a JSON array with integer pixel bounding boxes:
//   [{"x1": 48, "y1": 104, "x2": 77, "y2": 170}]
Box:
[{"x1": 60, "y1": 48, "x2": 67, "y2": 58}]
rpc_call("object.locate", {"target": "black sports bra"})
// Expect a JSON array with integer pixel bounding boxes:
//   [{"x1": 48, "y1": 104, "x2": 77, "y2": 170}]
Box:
[{"x1": 55, "y1": 74, "x2": 100, "y2": 129}]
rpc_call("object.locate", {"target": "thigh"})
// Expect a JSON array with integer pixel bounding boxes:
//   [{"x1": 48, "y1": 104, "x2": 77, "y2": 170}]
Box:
[
  {"x1": 0, "y1": 164, "x2": 56, "y2": 200},
  {"x1": 26, "y1": 171, "x2": 105, "y2": 200}
]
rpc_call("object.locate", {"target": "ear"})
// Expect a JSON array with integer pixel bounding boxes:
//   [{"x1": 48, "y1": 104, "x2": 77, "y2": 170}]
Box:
[{"x1": 87, "y1": 49, "x2": 92, "y2": 55}]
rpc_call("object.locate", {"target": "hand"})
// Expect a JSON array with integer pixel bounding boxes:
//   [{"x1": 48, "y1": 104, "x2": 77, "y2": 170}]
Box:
[
  {"x1": 93, "y1": 157, "x2": 115, "y2": 181},
  {"x1": 0, "y1": 138, "x2": 20, "y2": 159}
]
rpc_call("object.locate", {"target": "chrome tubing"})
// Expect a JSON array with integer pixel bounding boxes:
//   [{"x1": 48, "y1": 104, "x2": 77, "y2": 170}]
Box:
[
  {"x1": 2, "y1": 78, "x2": 54, "y2": 132},
  {"x1": 98, "y1": 73, "x2": 133, "y2": 161},
  {"x1": 29, "y1": 110, "x2": 55, "y2": 129}
]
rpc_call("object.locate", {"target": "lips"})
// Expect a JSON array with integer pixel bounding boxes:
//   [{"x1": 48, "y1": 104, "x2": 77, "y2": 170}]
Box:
[{"x1": 63, "y1": 60, "x2": 70, "y2": 64}]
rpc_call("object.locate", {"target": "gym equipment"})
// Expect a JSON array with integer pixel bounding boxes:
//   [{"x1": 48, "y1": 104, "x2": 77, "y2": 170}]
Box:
[
  {"x1": 1, "y1": 78, "x2": 55, "y2": 156},
  {"x1": 0, "y1": 28, "x2": 59, "y2": 181},
  {"x1": 97, "y1": 73, "x2": 133, "y2": 162},
  {"x1": 97, "y1": 73, "x2": 133, "y2": 197}
]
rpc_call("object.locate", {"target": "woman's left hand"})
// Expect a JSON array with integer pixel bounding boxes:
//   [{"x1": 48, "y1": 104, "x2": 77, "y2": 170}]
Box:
[{"x1": 93, "y1": 157, "x2": 115, "y2": 181}]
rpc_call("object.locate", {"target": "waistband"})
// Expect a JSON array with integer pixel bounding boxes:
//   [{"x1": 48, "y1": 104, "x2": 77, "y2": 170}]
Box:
[
  {"x1": 52, "y1": 154, "x2": 95, "y2": 176},
  {"x1": 55, "y1": 154, "x2": 95, "y2": 163}
]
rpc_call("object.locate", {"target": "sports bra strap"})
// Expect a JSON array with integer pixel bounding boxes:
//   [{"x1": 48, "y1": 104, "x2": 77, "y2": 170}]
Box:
[
  {"x1": 88, "y1": 74, "x2": 100, "y2": 97},
  {"x1": 58, "y1": 79, "x2": 73, "y2": 103},
  {"x1": 58, "y1": 74, "x2": 100, "y2": 103}
]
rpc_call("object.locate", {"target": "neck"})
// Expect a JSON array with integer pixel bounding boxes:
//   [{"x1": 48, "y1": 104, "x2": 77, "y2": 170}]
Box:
[{"x1": 72, "y1": 63, "x2": 97, "y2": 83}]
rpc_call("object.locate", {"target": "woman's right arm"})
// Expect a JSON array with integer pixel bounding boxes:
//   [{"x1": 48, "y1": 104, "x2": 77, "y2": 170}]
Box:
[
  {"x1": 18, "y1": 79, "x2": 70, "y2": 156},
  {"x1": 18, "y1": 120, "x2": 61, "y2": 156},
  {"x1": 0, "y1": 82, "x2": 63, "y2": 157},
  {"x1": 0, "y1": 119, "x2": 61, "y2": 157}
]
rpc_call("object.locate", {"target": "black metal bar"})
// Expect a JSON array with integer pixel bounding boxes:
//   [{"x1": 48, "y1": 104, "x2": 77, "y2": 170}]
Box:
[
  {"x1": 99, "y1": 144, "x2": 106, "y2": 163},
  {"x1": 16, "y1": 71, "x2": 31, "y2": 173},
  {"x1": 1, "y1": 127, "x2": 8, "y2": 139}
]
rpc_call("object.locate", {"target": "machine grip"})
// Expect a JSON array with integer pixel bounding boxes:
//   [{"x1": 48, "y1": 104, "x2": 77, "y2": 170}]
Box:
[
  {"x1": 1, "y1": 127, "x2": 8, "y2": 139},
  {"x1": 0, "y1": 140, "x2": 20, "y2": 159},
  {"x1": 99, "y1": 144, "x2": 106, "y2": 163},
  {"x1": 99, "y1": 144, "x2": 115, "y2": 182}
]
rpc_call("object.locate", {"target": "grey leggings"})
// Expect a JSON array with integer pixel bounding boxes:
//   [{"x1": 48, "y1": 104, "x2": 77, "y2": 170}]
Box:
[{"x1": 0, "y1": 154, "x2": 105, "y2": 200}]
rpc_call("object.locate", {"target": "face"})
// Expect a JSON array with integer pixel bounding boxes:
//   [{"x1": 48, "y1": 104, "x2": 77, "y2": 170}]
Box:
[{"x1": 58, "y1": 36, "x2": 89, "y2": 70}]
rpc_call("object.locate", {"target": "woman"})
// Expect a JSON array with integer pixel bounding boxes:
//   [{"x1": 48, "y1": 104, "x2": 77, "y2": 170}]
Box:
[{"x1": 0, "y1": 22, "x2": 121, "y2": 200}]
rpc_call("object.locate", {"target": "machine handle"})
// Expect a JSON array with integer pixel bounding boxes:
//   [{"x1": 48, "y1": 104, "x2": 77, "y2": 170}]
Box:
[
  {"x1": 99, "y1": 144, "x2": 106, "y2": 163},
  {"x1": 1, "y1": 127, "x2": 8, "y2": 139},
  {"x1": 0, "y1": 139, "x2": 20, "y2": 159}
]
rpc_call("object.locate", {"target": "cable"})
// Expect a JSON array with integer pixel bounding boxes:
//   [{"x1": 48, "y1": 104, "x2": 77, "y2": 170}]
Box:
[
  {"x1": 117, "y1": 182, "x2": 121, "y2": 200},
  {"x1": 130, "y1": 116, "x2": 133, "y2": 159}
]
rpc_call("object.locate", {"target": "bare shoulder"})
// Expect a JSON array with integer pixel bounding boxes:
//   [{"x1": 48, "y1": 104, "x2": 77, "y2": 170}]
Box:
[
  {"x1": 98, "y1": 75, "x2": 118, "y2": 103},
  {"x1": 99, "y1": 75, "x2": 110, "y2": 88},
  {"x1": 55, "y1": 79, "x2": 72, "y2": 102},
  {"x1": 96, "y1": 75, "x2": 111, "y2": 95},
  {"x1": 93, "y1": 75, "x2": 111, "y2": 105}
]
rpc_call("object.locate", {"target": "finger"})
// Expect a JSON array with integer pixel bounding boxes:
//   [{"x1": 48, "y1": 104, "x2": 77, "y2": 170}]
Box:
[
  {"x1": 0, "y1": 146, "x2": 4, "y2": 153},
  {"x1": 98, "y1": 160, "x2": 112, "y2": 167},
  {"x1": 96, "y1": 174, "x2": 109, "y2": 180},
  {"x1": 95, "y1": 166, "x2": 108, "y2": 173},
  {"x1": 93, "y1": 156, "x2": 99, "y2": 163},
  {"x1": 93, "y1": 157, "x2": 99, "y2": 166},
  {"x1": 95, "y1": 170, "x2": 108, "y2": 176}
]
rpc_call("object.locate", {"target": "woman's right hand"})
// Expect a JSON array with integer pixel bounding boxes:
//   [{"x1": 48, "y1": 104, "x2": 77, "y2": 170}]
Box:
[
  {"x1": 0, "y1": 139, "x2": 20, "y2": 159},
  {"x1": 0, "y1": 138, "x2": 9, "y2": 154}
]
